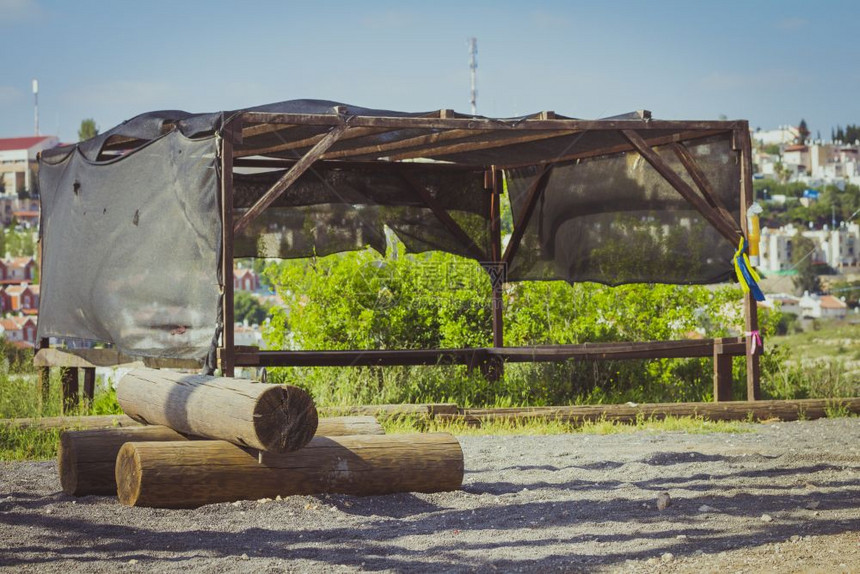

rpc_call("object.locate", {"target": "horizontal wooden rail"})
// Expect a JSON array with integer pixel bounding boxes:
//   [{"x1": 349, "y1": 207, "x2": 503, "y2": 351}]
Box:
[{"x1": 233, "y1": 338, "x2": 747, "y2": 367}]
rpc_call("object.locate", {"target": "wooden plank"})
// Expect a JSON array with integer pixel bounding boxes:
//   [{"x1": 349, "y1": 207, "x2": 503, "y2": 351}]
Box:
[
  {"x1": 318, "y1": 403, "x2": 459, "y2": 417},
  {"x1": 116, "y1": 433, "x2": 464, "y2": 508},
  {"x1": 738, "y1": 124, "x2": 762, "y2": 401},
  {"x1": 489, "y1": 167, "x2": 504, "y2": 348},
  {"x1": 233, "y1": 122, "x2": 349, "y2": 234},
  {"x1": 33, "y1": 347, "x2": 202, "y2": 369},
  {"x1": 234, "y1": 339, "x2": 746, "y2": 368},
  {"x1": 500, "y1": 129, "x2": 729, "y2": 170},
  {"x1": 241, "y1": 112, "x2": 745, "y2": 132},
  {"x1": 1, "y1": 414, "x2": 141, "y2": 430},
  {"x1": 235, "y1": 125, "x2": 393, "y2": 158},
  {"x1": 38, "y1": 337, "x2": 49, "y2": 408},
  {"x1": 117, "y1": 368, "x2": 318, "y2": 453},
  {"x1": 622, "y1": 129, "x2": 742, "y2": 244},
  {"x1": 322, "y1": 128, "x2": 492, "y2": 160},
  {"x1": 397, "y1": 167, "x2": 487, "y2": 261},
  {"x1": 385, "y1": 130, "x2": 579, "y2": 161},
  {"x1": 440, "y1": 398, "x2": 860, "y2": 426},
  {"x1": 501, "y1": 165, "x2": 553, "y2": 266}
]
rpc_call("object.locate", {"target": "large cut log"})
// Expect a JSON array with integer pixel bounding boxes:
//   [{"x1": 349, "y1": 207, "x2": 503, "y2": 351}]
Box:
[
  {"x1": 116, "y1": 368, "x2": 318, "y2": 453},
  {"x1": 59, "y1": 417, "x2": 384, "y2": 496},
  {"x1": 116, "y1": 433, "x2": 464, "y2": 508}
]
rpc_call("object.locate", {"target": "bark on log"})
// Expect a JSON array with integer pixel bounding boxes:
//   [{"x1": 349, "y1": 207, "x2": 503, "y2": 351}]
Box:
[
  {"x1": 116, "y1": 368, "x2": 318, "y2": 453},
  {"x1": 116, "y1": 433, "x2": 464, "y2": 508},
  {"x1": 59, "y1": 417, "x2": 384, "y2": 496}
]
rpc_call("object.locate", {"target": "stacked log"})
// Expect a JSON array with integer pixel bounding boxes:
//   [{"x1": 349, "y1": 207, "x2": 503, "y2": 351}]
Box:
[
  {"x1": 60, "y1": 368, "x2": 464, "y2": 506},
  {"x1": 59, "y1": 417, "x2": 384, "y2": 496},
  {"x1": 116, "y1": 368, "x2": 318, "y2": 452},
  {"x1": 115, "y1": 433, "x2": 464, "y2": 508}
]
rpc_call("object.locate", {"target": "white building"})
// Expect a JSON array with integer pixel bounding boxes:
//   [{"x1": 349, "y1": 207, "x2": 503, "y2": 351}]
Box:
[
  {"x1": 752, "y1": 126, "x2": 800, "y2": 146},
  {"x1": 0, "y1": 135, "x2": 59, "y2": 196},
  {"x1": 759, "y1": 223, "x2": 859, "y2": 273},
  {"x1": 798, "y1": 292, "x2": 848, "y2": 319}
]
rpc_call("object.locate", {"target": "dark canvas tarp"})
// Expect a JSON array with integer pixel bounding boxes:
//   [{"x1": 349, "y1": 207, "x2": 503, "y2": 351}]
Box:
[{"x1": 38, "y1": 99, "x2": 744, "y2": 362}]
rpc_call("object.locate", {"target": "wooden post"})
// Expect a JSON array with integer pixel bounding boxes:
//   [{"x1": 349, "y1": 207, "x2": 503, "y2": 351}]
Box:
[
  {"x1": 82, "y1": 368, "x2": 96, "y2": 406},
  {"x1": 116, "y1": 368, "x2": 318, "y2": 453},
  {"x1": 116, "y1": 433, "x2": 464, "y2": 508},
  {"x1": 713, "y1": 339, "x2": 733, "y2": 402},
  {"x1": 486, "y1": 167, "x2": 504, "y2": 382},
  {"x1": 60, "y1": 367, "x2": 78, "y2": 414},
  {"x1": 38, "y1": 337, "x2": 50, "y2": 410},
  {"x1": 59, "y1": 417, "x2": 385, "y2": 496},
  {"x1": 738, "y1": 125, "x2": 761, "y2": 400},
  {"x1": 220, "y1": 119, "x2": 237, "y2": 377}
]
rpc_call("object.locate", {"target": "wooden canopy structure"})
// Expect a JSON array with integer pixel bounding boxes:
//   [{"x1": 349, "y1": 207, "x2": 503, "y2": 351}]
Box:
[{"x1": 36, "y1": 101, "x2": 762, "y2": 407}]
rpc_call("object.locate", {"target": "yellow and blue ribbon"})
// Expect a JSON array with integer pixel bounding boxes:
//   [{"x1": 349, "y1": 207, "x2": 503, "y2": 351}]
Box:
[{"x1": 733, "y1": 238, "x2": 765, "y2": 302}]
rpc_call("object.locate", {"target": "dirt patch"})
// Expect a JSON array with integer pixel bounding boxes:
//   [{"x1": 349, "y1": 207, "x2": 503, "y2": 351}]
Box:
[{"x1": 1, "y1": 418, "x2": 858, "y2": 572}]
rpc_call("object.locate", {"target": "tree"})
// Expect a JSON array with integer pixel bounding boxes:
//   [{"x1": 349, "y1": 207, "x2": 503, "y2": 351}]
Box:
[
  {"x1": 797, "y1": 119, "x2": 810, "y2": 145},
  {"x1": 234, "y1": 291, "x2": 270, "y2": 326},
  {"x1": 78, "y1": 119, "x2": 99, "y2": 142},
  {"x1": 790, "y1": 232, "x2": 821, "y2": 295}
]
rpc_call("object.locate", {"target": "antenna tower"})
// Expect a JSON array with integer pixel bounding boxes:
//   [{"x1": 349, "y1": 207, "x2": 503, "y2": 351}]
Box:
[{"x1": 468, "y1": 38, "x2": 477, "y2": 116}]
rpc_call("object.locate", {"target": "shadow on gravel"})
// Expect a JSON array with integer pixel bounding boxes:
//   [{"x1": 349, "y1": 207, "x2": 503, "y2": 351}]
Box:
[{"x1": 1, "y1": 472, "x2": 858, "y2": 572}]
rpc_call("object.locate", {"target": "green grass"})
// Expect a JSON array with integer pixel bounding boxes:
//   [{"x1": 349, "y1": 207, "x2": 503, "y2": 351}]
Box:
[{"x1": 380, "y1": 414, "x2": 753, "y2": 436}]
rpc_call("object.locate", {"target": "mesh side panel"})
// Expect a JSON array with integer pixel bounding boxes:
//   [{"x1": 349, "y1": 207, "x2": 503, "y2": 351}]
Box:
[
  {"x1": 37, "y1": 133, "x2": 220, "y2": 359},
  {"x1": 233, "y1": 164, "x2": 490, "y2": 260},
  {"x1": 506, "y1": 134, "x2": 741, "y2": 285}
]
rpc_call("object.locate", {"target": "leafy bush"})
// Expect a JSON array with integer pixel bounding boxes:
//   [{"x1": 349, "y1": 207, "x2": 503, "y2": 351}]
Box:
[{"x1": 261, "y1": 247, "x2": 787, "y2": 406}]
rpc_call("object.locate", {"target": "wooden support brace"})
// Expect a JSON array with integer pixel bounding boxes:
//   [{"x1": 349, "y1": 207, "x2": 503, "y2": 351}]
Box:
[
  {"x1": 502, "y1": 165, "x2": 554, "y2": 266},
  {"x1": 233, "y1": 122, "x2": 349, "y2": 235},
  {"x1": 397, "y1": 168, "x2": 487, "y2": 261},
  {"x1": 621, "y1": 129, "x2": 742, "y2": 244}
]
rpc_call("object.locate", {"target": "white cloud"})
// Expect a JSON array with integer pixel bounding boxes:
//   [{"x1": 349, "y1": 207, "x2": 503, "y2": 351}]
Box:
[{"x1": 0, "y1": 0, "x2": 43, "y2": 25}]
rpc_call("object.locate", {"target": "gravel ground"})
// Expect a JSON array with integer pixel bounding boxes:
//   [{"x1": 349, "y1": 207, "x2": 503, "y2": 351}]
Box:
[{"x1": 1, "y1": 417, "x2": 859, "y2": 573}]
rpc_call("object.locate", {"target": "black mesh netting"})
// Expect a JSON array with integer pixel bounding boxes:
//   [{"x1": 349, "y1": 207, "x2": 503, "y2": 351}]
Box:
[
  {"x1": 504, "y1": 134, "x2": 740, "y2": 285},
  {"x1": 232, "y1": 163, "x2": 490, "y2": 260}
]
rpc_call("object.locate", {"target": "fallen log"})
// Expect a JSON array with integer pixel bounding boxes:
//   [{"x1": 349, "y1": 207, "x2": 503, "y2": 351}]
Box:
[
  {"x1": 116, "y1": 433, "x2": 463, "y2": 508},
  {"x1": 116, "y1": 368, "x2": 318, "y2": 453},
  {"x1": 59, "y1": 416, "x2": 385, "y2": 496}
]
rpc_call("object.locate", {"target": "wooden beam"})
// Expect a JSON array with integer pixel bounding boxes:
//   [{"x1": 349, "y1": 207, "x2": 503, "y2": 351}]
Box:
[
  {"x1": 220, "y1": 120, "x2": 237, "y2": 376},
  {"x1": 670, "y1": 141, "x2": 742, "y2": 235},
  {"x1": 713, "y1": 340, "x2": 734, "y2": 402},
  {"x1": 501, "y1": 166, "x2": 553, "y2": 266},
  {"x1": 33, "y1": 347, "x2": 203, "y2": 369},
  {"x1": 322, "y1": 128, "x2": 492, "y2": 160},
  {"x1": 233, "y1": 122, "x2": 349, "y2": 234},
  {"x1": 397, "y1": 168, "x2": 487, "y2": 261},
  {"x1": 738, "y1": 124, "x2": 761, "y2": 401},
  {"x1": 241, "y1": 112, "x2": 745, "y2": 132},
  {"x1": 385, "y1": 130, "x2": 579, "y2": 161},
  {"x1": 489, "y1": 167, "x2": 504, "y2": 349},
  {"x1": 60, "y1": 368, "x2": 78, "y2": 414},
  {"x1": 235, "y1": 125, "x2": 392, "y2": 158},
  {"x1": 622, "y1": 129, "x2": 742, "y2": 244},
  {"x1": 500, "y1": 129, "x2": 729, "y2": 170}
]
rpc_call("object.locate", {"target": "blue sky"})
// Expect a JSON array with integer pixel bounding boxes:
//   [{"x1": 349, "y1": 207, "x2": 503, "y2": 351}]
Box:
[{"x1": 2, "y1": 0, "x2": 859, "y2": 143}]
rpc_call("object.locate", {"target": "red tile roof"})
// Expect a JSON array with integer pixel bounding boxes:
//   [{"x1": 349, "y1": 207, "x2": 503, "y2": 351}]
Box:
[
  {"x1": 0, "y1": 136, "x2": 54, "y2": 152},
  {"x1": 819, "y1": 295, "x2": 847, "y2": 309}
]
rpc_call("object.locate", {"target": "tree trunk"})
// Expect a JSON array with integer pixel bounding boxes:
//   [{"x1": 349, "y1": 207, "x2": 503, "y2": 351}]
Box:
[
  {"x1": 116, "y1": 368, "x2": 317, "y2": 453},
  {"x1": 116, "y1": 433, "x2": 463, "y2": 508},
  {"x1": 59, "y1": 417, "x2": 384, "y2": 496}
]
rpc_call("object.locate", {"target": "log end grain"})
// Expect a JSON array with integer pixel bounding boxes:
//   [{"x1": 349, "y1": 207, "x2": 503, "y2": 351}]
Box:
[
  {"x1": 254, "y1": 385, "x2": 319, "y2": 452},
  {"x1": 115, "y1": 442, "x2": 143, "y2": 507}
]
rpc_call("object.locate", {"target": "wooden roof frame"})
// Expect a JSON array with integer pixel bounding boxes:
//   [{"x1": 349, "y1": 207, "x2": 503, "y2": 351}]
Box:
[{"x1": 212, "y1": 108, "x2": 761, "y2": 401}]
